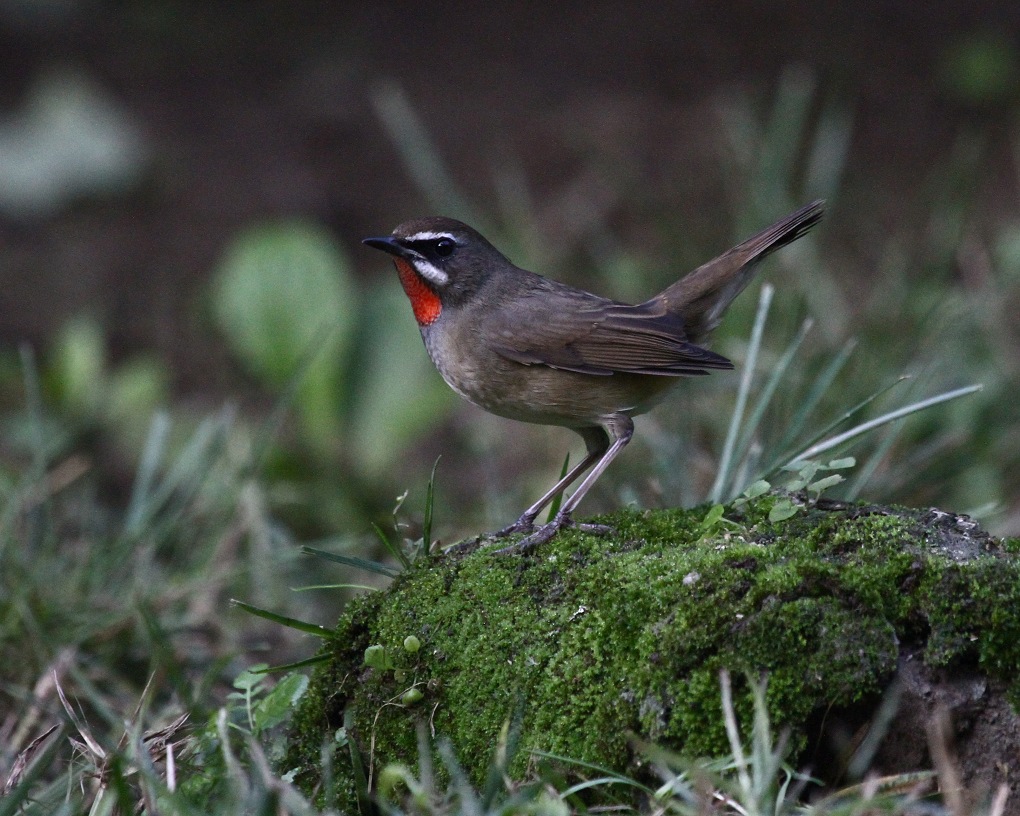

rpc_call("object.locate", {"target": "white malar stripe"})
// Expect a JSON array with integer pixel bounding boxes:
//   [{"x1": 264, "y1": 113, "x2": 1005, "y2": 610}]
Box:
[
  {"x1": 414, "y1": 259, "x2": 450, "y2": 286},
  {"x1": 405, "y1": 231, "x2": 457, "y2": 243}
]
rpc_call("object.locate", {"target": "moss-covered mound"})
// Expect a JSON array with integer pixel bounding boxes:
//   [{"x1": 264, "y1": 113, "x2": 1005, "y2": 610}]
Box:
[{"x1": 284, "y1": 499, "x2": 1020, "y2": 804}]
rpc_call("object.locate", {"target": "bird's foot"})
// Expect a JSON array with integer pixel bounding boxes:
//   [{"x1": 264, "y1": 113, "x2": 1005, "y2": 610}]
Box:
[
  {"x1": 491, "y1": 514, "x2": 538, "y2": 539},
  {"x1": 493, "y1": 517, "x2": 563, "y2": 554},
  {"x1": 492, "y1": 511, "x2": 613, "y2": 554}
]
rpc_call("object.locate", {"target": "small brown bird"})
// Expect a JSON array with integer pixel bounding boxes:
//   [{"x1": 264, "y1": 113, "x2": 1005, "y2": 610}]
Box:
[{"x1": 364, "y1": 201, "x2": 823, "y2": 551}]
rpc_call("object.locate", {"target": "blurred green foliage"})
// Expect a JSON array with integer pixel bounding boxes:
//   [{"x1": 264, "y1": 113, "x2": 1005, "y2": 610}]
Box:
[
  {"x1": 45, "y1": 315, "x2": 169, "y2": 453},
  {"x1": 940, "y1": 30, "x2": 1020, "y2": 106},
  {"x1": 209, "y1": 218, "x2": 454, "y2": 528},
  {"x1": 0, "y1": 68, "x2": 149, "y2": 219},
  {"x1": 212, "y1": 221, "x2": 355, "y2": 458},
  {"x1": 0, "y1": 315, "x2": 169, "y2": 473}
]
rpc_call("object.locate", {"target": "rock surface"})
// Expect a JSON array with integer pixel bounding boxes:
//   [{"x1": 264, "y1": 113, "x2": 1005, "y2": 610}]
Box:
[{"x1": 284, "y1": 499, "x2": 1020, "y2": 811}]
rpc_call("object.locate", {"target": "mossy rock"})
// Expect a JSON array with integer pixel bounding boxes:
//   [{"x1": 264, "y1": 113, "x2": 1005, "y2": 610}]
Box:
[{"x1": 283, "y1": 498, "x2": 1020, "y2": 808}]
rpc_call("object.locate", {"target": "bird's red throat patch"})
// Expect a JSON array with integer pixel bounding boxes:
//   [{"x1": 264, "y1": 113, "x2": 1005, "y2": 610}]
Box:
[{"x1": 394, "y1": 259, "x2": 442, "y2": 326}]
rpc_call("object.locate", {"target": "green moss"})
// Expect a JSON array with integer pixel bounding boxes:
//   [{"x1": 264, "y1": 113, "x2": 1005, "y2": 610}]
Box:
[{"x1": 283, "y1": 501, "x2": 1020, "y2": 807}]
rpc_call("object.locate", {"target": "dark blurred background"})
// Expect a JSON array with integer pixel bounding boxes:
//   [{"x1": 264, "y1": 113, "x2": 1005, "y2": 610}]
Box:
[{"x1": 1, "y1": 0, "x2": 1019, "y2": 539}]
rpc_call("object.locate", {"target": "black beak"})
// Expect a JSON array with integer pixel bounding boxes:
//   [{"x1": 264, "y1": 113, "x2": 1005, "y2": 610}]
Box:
[{"x1": 362, "y1": 236, "x2": 404, "y2": 257}]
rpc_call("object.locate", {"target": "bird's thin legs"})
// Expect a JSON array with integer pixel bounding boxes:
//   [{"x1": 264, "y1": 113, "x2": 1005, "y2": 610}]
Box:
[
  {"x1": 492, "y1": 426, "x2": 609, "y2": 537},
  {"x1": 496, "y1": 416, "x2": 634, "y2": 554}
]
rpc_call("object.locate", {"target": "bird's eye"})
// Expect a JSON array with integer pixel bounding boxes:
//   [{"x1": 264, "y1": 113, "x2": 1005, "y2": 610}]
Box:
[{"x1": 433, "y1": 238, "x2": 456, "y2": 257}]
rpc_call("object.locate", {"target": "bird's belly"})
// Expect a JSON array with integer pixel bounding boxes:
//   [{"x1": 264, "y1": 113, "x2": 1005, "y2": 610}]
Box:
[{"x1": 422, "y1": 327, "x2": 676, "y2": 427}]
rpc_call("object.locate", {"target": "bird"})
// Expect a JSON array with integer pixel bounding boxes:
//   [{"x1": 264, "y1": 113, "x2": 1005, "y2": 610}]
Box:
[{"x1": 363, "y1": 200, "x2": 824, "y2": 552}]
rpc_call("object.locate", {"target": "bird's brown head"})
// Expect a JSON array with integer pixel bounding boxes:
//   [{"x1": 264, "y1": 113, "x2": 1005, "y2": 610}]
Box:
[{"x1": 363, "y1": 217, "x2": 509, "y2": 326}]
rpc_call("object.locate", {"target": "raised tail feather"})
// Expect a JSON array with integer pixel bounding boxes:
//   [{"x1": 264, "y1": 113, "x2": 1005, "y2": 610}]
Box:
[{"x1": 650, "y1": 200, "x2": 825, "y2": 344}]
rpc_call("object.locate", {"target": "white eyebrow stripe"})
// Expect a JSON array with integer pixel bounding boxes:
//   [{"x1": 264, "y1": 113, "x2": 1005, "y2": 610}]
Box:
[
  {"x1": 405, "y1": 231, "x2": 457, "y2": 243},
  {"x1": 413, "y1": 259, "x2": 450, "y2": 286}
]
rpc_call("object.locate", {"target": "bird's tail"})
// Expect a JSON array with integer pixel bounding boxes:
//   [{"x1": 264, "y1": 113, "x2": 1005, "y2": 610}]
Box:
[{"x1": 649, "y1": 200, "x2": 825, "y2": 344}]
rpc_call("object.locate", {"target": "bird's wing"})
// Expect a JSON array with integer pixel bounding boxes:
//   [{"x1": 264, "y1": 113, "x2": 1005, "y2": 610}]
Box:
[{"x1": 487, "y1": 290, "x2": 732, "y2": 377}]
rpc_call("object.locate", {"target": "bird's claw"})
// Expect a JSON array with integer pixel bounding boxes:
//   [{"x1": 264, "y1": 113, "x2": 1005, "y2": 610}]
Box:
[
  {"x1": 492, "y1": 515, "x2": 538, "y2": 538},
  {"x1": 575, "y1": 522, "x2": 612, "y2": 535},
  {"x1": 493, "y1": 520, "x2": 561, "y2": 554},
  {"x1": 491, "y1": 511, "x2": 616, "y2": 554}
]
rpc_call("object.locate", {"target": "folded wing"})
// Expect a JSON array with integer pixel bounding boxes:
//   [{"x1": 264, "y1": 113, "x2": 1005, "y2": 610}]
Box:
[{"x1": 488, "y1": 289, "x2": 732, "y2": 377}]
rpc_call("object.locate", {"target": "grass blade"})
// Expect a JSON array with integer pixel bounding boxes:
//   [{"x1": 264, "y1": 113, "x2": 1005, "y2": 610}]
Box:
[
  {"x1": 301, "y1": 546, "x2": 402, "y2": 578},
  {"x1": 759, "y1": 376, "x2": 908, "y2": 479},
  {"x1": 532, "y1": 749, "x2": 658, "y2": 797},
  {"x1": 421, "y1": 455, "x2": 441, "y2": 560},
  {"x1": 345, "y1": 708, "x2": 372, "y2": 815},
  {"x1": 18, "y1": 344, "x2": 51, "y2": 551},
  {"x1": 291, "y1": 583, "x2": 377, "y2": 592},
  {"x1": 19, "y1": 344, "x2": 47, "y2": 478},
  {"x1": 250, "y1": 653, "x2": 331, "y2": 674},
  {"x1": 371, "y1": 522, "x2": 412, "y2": 571},
  {"x1": 123, "y1": 411, "x2": 170, "y2": 536},
  {"x1": 711, "y1": 283, "x2": 773, "y2": 503},
  {"x1": 438, "y1": 739, "x2": 483, "y2": 816},
  {"x1": 0, "y1": 725, "x2": 63, "y2": 811},
  {"x1": 775, "y1": 337, "x2": 857, "y2": 453},
  {"x1": 370, "y1": 81, "x2": 480, "y2": 225},
  {"x1": 728, "y1": 317, "x2": 814, "y2": 497},
  {"x1": 804, "y1": 95, "x2": 854, "y2": 200},
  {"x1": 230, "y1": 599, "x2": 333, "y2": 638},
  {"x1": 247, "y1": 321, "x2": 340, "y2": 477},
  {"x1": 845, "y1": 422, "x2": 904, "y2": 500},
  {"x1": 118, "y1": 409, "x2": 233, "y2": 549},
  {"x1": 758, "y1": 67, "x2": 816, "y2": 207},
  {"x1": 545, "y1": 452, "x2": 571, "y2": 523},
  {"x1": 789, "y1": 384, "x2": 983, "y2": 462}
]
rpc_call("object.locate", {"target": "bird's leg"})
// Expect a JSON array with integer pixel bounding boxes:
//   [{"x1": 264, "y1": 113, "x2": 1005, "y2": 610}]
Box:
[
  {"x1": 492, "y1": 427, "x2": 609, "y2": 537},
  {"x1": 498, "y1": 417, "x2": 633, "y2": 554}
]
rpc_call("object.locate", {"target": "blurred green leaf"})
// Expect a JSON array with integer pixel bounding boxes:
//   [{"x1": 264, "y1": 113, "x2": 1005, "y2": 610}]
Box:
[
  {"x1": 940, "y1": 31, "x2": 1020, "y2": 106},
  {"x1": 212, "y1": 221, "x2": 356, "y2": 453},
  {"x1": 232, "y1": 665, "x2": 268, "y2": 692},
  {"x1": 993, "y1": 223, "x2": 1020, "y2": 280},
  {"x1": 0, "y1": 68, "x2": 149, "y2": 219},
  {"x1": 44, "y1": 315, "x2": 169, "y2": 457},
  {"x1": 48, "y1": 315, "x2": 105, "y2": 414},
  {"x1": 769, "y1": 499, "x2": 798, "y2": 522},
  {"x1": 346, "y1": 278, "x2": 454, "y2": 478},
  {"x1": 108, "y1": 361, "x2": 168, "y2": 426}
]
